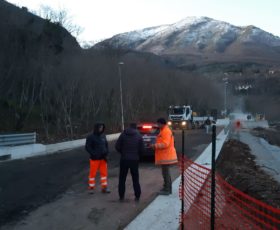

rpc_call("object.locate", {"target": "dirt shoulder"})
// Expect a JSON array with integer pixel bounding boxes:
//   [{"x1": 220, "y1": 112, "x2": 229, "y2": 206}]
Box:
[{"x1": 217, "y1": 139, "x2": 280, "y2": 209}]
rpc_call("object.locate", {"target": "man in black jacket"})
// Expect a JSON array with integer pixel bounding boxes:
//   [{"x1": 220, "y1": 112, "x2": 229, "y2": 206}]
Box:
[
  {"x1": 115, "y1": 123, "x2": 144, "y2": 201},
  {"x1": 85, "y1": 123, "x2": 110, "y2": 194}
]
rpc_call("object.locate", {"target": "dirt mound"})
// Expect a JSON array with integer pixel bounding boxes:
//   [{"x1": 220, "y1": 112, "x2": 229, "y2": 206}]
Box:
[
  {"x1": 251, "y1": 127, "x2": 280, "y2": 147},
  {"x1": 252, "y1": 127, "x2": 265, "y2": 131},
  {"x1": 217, "y1": 139, "x2": 280, "y2": 208}
]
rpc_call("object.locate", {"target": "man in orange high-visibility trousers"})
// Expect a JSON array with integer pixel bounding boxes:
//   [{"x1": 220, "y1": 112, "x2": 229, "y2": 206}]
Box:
[
  {"x1": 151, "y1": 118, "x2": 178, "y2": 195},
  {"x1": 85, "y1": 123, "x2": 110, "y2": 194}
]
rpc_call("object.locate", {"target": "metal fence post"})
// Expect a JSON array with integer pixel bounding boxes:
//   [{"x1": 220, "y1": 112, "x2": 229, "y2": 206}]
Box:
[
  {"x1": 211, "y1": 125, "x2": 217, "y2": 230},
  {"x1": 181, "y1": 129, "x2": 185, "y2": 230}
]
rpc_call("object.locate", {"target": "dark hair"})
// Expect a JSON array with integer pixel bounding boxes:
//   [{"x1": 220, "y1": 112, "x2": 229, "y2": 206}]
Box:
[
  {"x1": 129, "y1": 123, "x2": 137, "y2": 129},
  {"x1": 157, "y1": 118, "x2": 166, "y2": 125}
]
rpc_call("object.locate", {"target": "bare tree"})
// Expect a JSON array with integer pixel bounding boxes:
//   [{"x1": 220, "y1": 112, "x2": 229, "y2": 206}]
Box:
[{"x1": 36, "y1": 5, "x2": 83, "y2": 37}]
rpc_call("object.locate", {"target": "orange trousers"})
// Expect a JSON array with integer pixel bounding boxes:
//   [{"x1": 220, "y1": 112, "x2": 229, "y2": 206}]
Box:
[{"x1": 88, "y1": 159, "x2": 108, "y2": 189}]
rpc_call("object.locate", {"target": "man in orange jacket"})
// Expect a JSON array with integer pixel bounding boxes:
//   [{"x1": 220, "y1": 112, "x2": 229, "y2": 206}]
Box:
[{"x1": 151, "y1": 118, "x2": 178, "y2": 195}]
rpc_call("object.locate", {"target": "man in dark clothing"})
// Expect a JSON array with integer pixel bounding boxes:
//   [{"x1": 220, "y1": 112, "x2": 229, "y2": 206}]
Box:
[
  {"x1": 85, "y1": 123, "x2": 110, "y2": 194},
  {"x1": 115, "y1": 123, "x2": 144, "y2": 201}
]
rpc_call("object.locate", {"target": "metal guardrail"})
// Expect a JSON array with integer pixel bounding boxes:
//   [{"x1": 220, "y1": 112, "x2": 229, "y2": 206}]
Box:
[{"x1": 0, "y1": 133, "x2": 36, "y2": 147}]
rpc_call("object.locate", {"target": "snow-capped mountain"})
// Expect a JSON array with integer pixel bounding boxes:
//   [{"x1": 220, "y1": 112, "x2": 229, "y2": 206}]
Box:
[
  {"x1": 99, "y1": 24, "x2": 170, "y2": 50},
  {"x1": 94, "y1": 17, "x2": 280, "y2": 64}
]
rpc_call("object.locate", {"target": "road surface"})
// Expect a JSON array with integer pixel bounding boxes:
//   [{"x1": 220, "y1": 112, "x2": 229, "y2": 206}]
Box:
[{"x1": 0, "y1": 129, "x2": 216, "y2": 230}]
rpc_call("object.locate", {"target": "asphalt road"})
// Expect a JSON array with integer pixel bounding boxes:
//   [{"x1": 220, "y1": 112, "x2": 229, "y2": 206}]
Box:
[{"x1": 0, "y1": 129, "x2": 214, "y2": 229}]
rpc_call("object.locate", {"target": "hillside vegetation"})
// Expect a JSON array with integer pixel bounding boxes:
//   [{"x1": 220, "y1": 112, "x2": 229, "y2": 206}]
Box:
[
  {"x1": 95, "y1": 16, "x2": 280, "y2": 121},
  {"x1": 0, "y1": 0, "x2": 222, "y2": 142}
]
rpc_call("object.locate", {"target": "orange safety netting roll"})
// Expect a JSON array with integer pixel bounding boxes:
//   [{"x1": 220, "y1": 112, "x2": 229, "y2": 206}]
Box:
[{"x1": 178, "y1": 156, "x2": 280, "y2": 230}]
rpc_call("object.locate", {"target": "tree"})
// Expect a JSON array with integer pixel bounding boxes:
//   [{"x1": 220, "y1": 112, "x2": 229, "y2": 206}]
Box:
[{"x1": 35, "y1": 5, "x2": 83, "y2": 38}]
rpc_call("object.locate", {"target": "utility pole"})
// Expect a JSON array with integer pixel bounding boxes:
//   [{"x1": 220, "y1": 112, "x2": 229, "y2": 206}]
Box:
[
  {"x1": 118, "y1": 62, "x2": 124, "y2": 131},
  {"x1": 223, "y1": 78, "x2": 228, "y2": 117}
]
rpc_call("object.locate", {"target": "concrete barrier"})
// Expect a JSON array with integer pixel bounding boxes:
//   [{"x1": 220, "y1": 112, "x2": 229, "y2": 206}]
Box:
[
  {"x1": 0, "y1": 144, "x2": 46, "y2": 161},
  {"x1": 0, "y1": 133, "x2": 120, "y2": 161},
  {"x1": 195, "y1": 128, "x2": 229, "y2": 168},
  {"x1": 45, "y1": 133, "x2": 120, "y2": 153},
  {"x1": 216, "y1": 118, "x2": 230, "y2": 126}
]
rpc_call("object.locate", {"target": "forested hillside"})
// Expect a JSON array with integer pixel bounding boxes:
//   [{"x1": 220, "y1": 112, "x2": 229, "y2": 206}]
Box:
[{"x1": 0, "y1": 0, "x2": 222, "y2": 142}]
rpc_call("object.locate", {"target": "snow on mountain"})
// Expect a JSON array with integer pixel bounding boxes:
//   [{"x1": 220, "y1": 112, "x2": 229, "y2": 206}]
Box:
[
  {"x1": 135, "y1": 17, "x2": 243, "y2": 53},
  {"x1": 239, "y1": 26, "x2": 280, "y2": 46},
  {"x1": 94, "y1": 16, "x2": 280, "y2": 62},
  {"x1": 94, "y1": 24, "x2": 169, "y2": 49}
]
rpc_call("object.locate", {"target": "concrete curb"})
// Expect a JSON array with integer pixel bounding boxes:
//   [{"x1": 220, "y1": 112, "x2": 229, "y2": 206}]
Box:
[
  {"x1": 0, "y1": 133, "x2": 120, "y2": 161},
  {"x1": 45, "y1": 133, "x2": 120, "y2": 154},
  {"x1": 195, "y1": 128, "x2": 229, "y2": 168},
  {"x1": 125, "y1": 177, "x2": 181, "y2": 230}
]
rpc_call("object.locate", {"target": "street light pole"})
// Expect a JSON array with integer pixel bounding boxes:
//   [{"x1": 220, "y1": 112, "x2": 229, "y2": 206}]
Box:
[
  {"x1": 224, "y1": 79, "x2": 228, "y2": 117},
  {"x1": 118, "y1": 62, "x2": 125, "y2": 131}
]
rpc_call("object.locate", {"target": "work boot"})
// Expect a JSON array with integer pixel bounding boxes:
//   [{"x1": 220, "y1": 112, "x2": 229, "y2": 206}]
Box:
[
  {"x1": 88, "y1": 187, "x2": 95, "y2": 194},
  {"x1": 158, "y1": 190, "x2": 170, "y2": 195},
  {"x1": 160, "y1": 186, "x2": 171, "y2": 193},
  {"x1": 101, "y1": 187, "x2": 111, "y2": 194}
]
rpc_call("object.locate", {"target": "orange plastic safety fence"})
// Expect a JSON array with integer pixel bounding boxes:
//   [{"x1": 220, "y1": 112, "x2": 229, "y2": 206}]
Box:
[{"x1": 178, "y1": 156, "x2": 280, "y2": 230}]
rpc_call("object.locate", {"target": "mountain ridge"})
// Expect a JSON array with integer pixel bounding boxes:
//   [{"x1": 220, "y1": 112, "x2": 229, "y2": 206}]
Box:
[{"x1": 94, "y1": 16, "x2": 280, "y2": 65}]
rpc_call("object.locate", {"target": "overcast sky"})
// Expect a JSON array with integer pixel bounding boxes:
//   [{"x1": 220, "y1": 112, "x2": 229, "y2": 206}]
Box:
[{"x1": 7, "y1": 0, "x2": 280, "y2": 42}]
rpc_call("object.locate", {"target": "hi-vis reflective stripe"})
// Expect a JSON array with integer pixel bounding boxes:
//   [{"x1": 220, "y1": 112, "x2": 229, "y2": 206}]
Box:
[
  {"x1": 101, "y1": 182, "x2": 108, "y2": 185},
  {"x1": 156, "y1": 159, "x2": 178, "y2": 165},
  {"x1": 89, "y1": 183, "x2": 95, "y2": 186},
  {"x1": 100, "y1": 177, "x2": 107, "y2": 180},
  {"x1": 89, "y1": 178, "x2": 95, "y2": 181},
  {"x1": 155, "y1": 143, "x2": 165, "y2": 149},
  {"x1": 156, "y1": 133, "x2": 173, "y2": 149}
]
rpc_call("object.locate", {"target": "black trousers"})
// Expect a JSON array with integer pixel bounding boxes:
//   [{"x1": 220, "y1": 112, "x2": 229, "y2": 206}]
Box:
[{"x1": 118, "y1": 160, "x2": 141, "y2": 199}]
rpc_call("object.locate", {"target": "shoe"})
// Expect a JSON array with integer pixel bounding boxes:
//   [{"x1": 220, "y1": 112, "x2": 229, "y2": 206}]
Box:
[
  {"x1": 160, "y1": 187, "x2": 168, "y2": 192},
  {"x1": 158, "y1": 190, "x2": 171, "y2": 195},
  {"x1": 88, "y1": 187, "x2": 95, "y2": 194},
  {"x1": 119, "y1": 197, "x2": 124, "y2": 202},
  {"x1": 135, "y1": 197, "x2": 140, "y2": 202},
  {"x1": 102, "y1": 188, "x2": 111, "y2": 194},
  {"x1": 160, "y1": 187, "x2": 172, "y2": 194}
]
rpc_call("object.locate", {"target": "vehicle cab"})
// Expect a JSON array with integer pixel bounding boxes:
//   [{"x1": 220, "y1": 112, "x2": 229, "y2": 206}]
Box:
[{"x1": 168, "y1": 105, "x2": 193, "y2": 129}]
